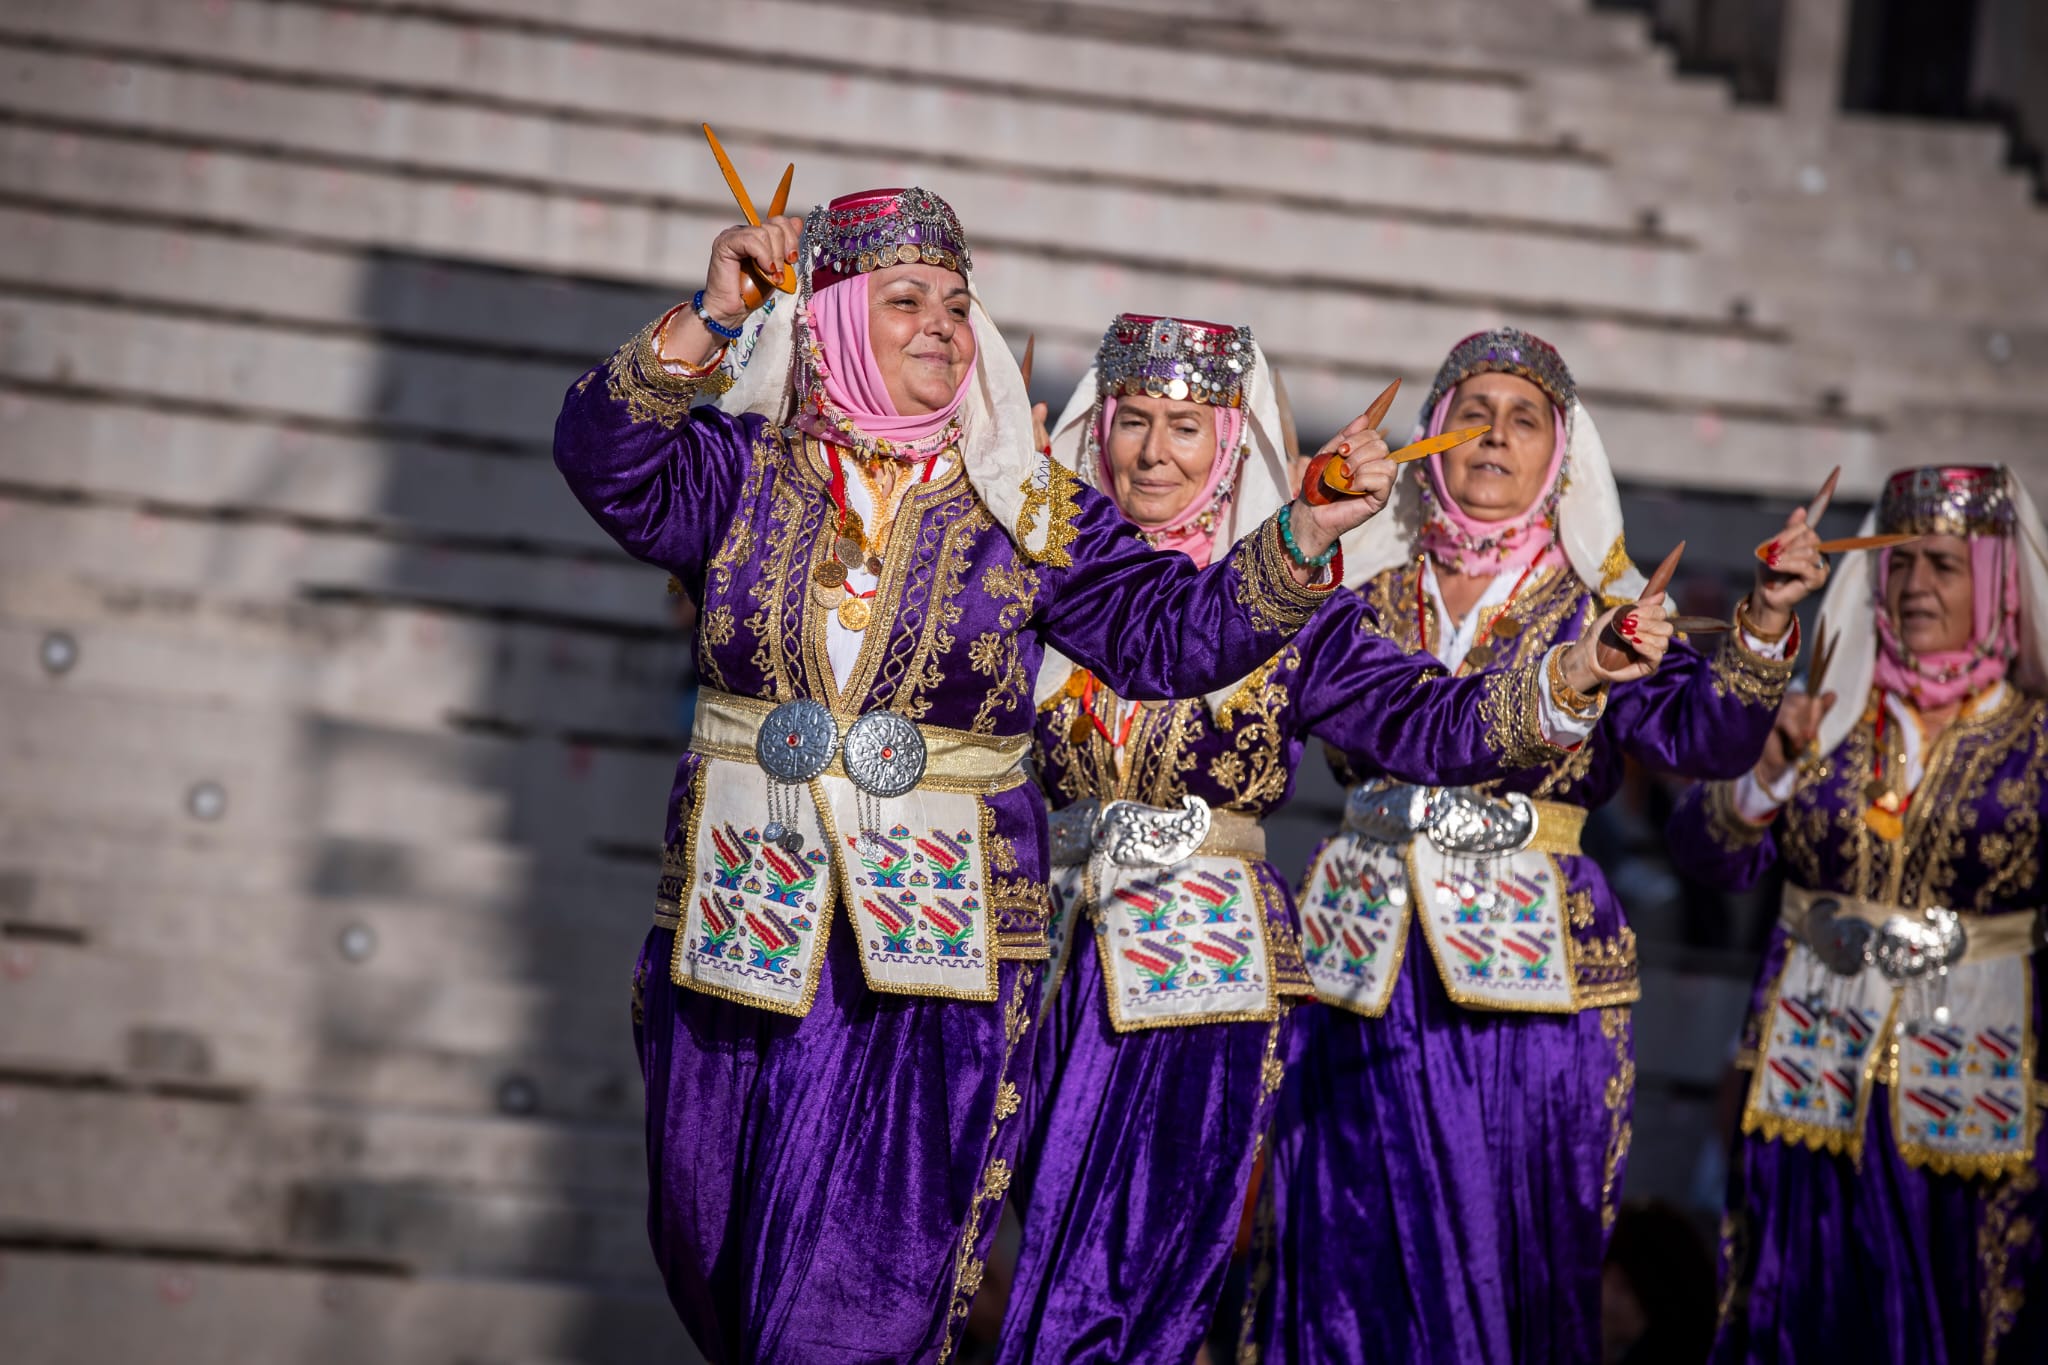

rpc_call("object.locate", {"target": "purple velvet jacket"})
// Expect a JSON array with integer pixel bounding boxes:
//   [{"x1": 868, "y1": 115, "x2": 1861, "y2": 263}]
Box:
[
  {"x1": 554, "y1": 324, "x2": 1345, "y2": 963},
  {"x1": 1327, "y1": 557, "x2": 1798, "y2": 1009},
  {"x1": 1034, "y1": 596, "x2": 1570, "y2": 993}
]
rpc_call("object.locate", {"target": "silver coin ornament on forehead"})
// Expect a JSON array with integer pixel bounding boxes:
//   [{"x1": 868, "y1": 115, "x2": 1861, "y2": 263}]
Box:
[
  {"x1": 843, "y1": 711, "x2": 927, "y2": 798},
  {"x1": 757, "y1": 699, "x2": 839, "y2": 784}
]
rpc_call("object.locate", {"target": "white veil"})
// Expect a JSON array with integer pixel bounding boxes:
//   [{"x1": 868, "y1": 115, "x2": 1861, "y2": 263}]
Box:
[{"x1": 1031, "y1": 339, "x2": 1293, "y2": 714}]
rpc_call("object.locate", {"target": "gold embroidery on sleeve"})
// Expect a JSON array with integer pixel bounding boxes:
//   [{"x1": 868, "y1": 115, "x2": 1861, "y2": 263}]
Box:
[
  {"x1": 1709, "y1": 628, "x2": 1798, "y2": 708},
  {"x1": 605, "y1": 315, "x2": 734, "y2": 427},
  {"x1": 1477, "y1": 651, "x2": 1554, "y2": 768}
]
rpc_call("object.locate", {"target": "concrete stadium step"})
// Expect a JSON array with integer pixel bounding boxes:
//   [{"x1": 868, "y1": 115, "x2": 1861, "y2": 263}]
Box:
[
  {"x1": 233, "y1": 0, "x2": 1540, "y2": 145},
  {"x1": 2, "y1": 856, "x2": 656, "y2": 1005},
  {"x1": 0, "y1": 209, "x2": 1816, "y2": 438},
  {"x1": 0, "y1": 1085, "x2": 656, "y2": 1283},
  {"x1": 0, "y1": 35, "x2": 1683, "y2": 316},
  {"x1": 0, "y1": 805, "x2": 658, "y2": 928},
  {"x1": 0, "y1": 292, "x2": 584, "y2": 452},
  {"x1": 0, "y1": 1250, "x2": 693, "y2": 1365},
  {"x1": 0, "y1": 938, "x2": 651, "y2": 1123},
  {"x1": 0, "y1": 193, "x2": 1730, "y2": 379},
  {"x1": 0, "y1": 574, "x2": 691, "y2": 741},
  {"x1": 0, "y1": 492, "x2": 671, "y2": 634},
  {"x1": 0, "y1": 680, "x2": 675, "y2": 854},
  {"x1": 0, "y1": 12, "x2": 1633, "y2": 232},
  {"x1": 0, "y1": 386, "x2": 616, "y2": 555}
]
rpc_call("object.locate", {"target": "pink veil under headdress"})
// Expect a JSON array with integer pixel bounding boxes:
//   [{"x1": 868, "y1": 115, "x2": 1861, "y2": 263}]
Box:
[
  {"x1": 1808, "y1": 466, "x2": 2048, "y2": 749},
  {"x1": 718, "y1": 187, "x2": 1073, "y2": 564},
  {"x1": 1342, "y1": 327, "x2": 1648, "y2": 604},
  {"x1": 1035, "y1": 314, "x2": 1290, "y2": 713}
]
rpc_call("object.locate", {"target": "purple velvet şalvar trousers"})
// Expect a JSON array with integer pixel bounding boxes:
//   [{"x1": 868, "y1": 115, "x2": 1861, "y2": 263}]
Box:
[
  {"x1": 634, "y1": 925, "x2": 1038, "y2": 1363},
  {"x1": 1249, "y1": 917, "x2": 1634, "y2": 1364},
  {"x1": 998, "y1": 896, "x2": 1299, "y2": 1364}
]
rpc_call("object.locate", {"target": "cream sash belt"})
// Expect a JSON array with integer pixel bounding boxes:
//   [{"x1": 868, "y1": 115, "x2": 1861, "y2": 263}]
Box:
[
  {"x1": 1745, "y1": 883, "x2": 2041, "y2": 1177},
  {"x1": 1042, "y1": 797, "x2": 1277, "y2": 1030},
  {"x1": 667, "y1": 690, "x2": 1028, "y2": 1015},
  {"x1": 1301, "y1": 781, "x2": 1587, "y2": 1016}
]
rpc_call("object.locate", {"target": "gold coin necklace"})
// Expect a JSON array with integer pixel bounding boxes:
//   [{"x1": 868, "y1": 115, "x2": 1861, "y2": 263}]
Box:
[
  {"x1": 1427, "y1": 558, "x2": 1539, "y2": 673},
  {"x1": 818, "y1": 443, "x2": 938, "y2": 632}
]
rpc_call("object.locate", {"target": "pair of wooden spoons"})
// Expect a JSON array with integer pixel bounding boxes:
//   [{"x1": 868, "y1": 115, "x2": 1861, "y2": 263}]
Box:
[
  {"x1": 704, "y1": 123, "x2": 797, "y2": 311},
  {"x1": 1300, "y1": 379, "x2": 1488, "y2": 507}
]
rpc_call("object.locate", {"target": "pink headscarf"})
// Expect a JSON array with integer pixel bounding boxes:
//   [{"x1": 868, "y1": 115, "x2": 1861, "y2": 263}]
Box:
[
  {"x1": 1415, "y1": 388, "x2": 1569, "y2": 578},
  {"x1": 796, "y1": 273, "x2": 974, "y2": 459},
  {"x1": 1872, "y1": 535, "x2": 2019, "y2": 708},
  {"x1": 1094, "y1": 397, "x2": 1246, "y2": 568}
]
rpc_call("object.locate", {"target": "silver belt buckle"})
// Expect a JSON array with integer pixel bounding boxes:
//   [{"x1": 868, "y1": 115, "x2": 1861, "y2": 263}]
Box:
[
  {"x1": 1425, "y1": 788, "x2": 1538, "y2": 857},
  {"x1": 1874, "y1": 908, "x2": 1967, "y2": 983},
  {"x1": 1803, "y1": 897, "x2": 1875, "y2": 977},
  {"x1": 756, "y1": 699, "x2": 837, "y2": 782},
  {"x1": 1342, "y1": 781, "x2": 1436, "y2": 842},
  {"x1": 1093, "y1": 795, "x2": 1211, "y2": 870},
  {"x1": 1047, "y1": 800, "x2": 1099, "y2": 869},
  {"x1": 842, "y1": 711, "x2": 927, "y2": 798}
]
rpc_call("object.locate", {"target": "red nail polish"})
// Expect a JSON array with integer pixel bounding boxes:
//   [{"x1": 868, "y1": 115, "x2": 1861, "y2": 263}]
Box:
[{"x1": 1765, "y1": 541, "x2": 1781, "y2": 567}]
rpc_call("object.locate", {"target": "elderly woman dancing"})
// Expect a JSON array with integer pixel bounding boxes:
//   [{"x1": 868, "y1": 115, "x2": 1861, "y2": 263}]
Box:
[
  {"x1": 997, "y1": 316, "x2": 1674, "y2": 1365},
  {"x1": 1668, "y1": 465, "x2": 2048, "y2": 1365},
  {"x1": 1246, "y1": 328, "x2": 1828, "y2": 1364},
  {"x1": 551, "y1": 189, "x2": 1401, "y2": 1364}
]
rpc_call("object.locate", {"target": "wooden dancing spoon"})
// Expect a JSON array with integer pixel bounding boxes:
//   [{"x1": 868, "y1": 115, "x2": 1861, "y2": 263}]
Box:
[
  {"x1": 1300, "y1": 379, "x2": 1493, "y2": 504},
  {"x1": 1595, "y1": 542, "x2": 1685, "y2": 672},
  {"x1": 704, "y1": 123, "x2": 797, "y2": 310}
]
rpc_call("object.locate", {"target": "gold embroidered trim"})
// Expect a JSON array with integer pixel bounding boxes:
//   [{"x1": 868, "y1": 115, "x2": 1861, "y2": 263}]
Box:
[
  {"x1": 1014, "y1": 457, "x2": 1080, "y2": 568},
  {"x1": 1575, "y1": 927, "x2": 1641, "y2": 1008},
  {"x1": 1709, "y1": 626, "x2": 1798, "y2": 708},
  {"x1": 1231, "y1": 514, "x2": 1332, "y2": 636},
  {"x1": 604, "y1": 315, "x2": 733, "y2": 427},
  {"x1": 1597, "y1": 533, "x2": 1633, "y2": 604},
  {"x1": 1236, "y1": 1143, "x2": 1279, "y2": 1365},
  {"x1": 1477, "y1": 651, "x2": 1552, "y2": 768},
  {"x1": 1259, "y1": 1014, "x2": 1287, "y2": 1098},
  {"x1": 1704, "y1": 779, "x2": 1770, "y2": 850},
  {"x1": 1979, "y1": 1164, "x2": 2039, "y2": 1363},
  {"x1": 991, "y1": 875, "x2": 1052, "y2": 960},
  {"x1": 1716, "y1": 1208, "x2": 1753, "y2": 1333},
  {"x1": 1599, "y1": 1005, "x2": 1635, "y2": 1234},
  {"x1": 938, "y1": 962, "x2": 1038, "y2": 1361}
]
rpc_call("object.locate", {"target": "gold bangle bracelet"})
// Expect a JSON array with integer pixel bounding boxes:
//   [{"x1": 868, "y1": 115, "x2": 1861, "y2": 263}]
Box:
[
  {"x1": 1734, "y1": 595, "x2": 1792, "y2": 644},
  {"x1": 1546, "y1": 646, "x2": 1604, "y2": 720}
]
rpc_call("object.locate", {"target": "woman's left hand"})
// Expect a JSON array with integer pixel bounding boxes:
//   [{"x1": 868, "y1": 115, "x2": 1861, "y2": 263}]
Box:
[
  {"x1": 1283, "y1": 411, "x2": 1397, "y2": 566},
  {"x1": 1747, "y1": 507, "x2": 1829, "y2": 635}
]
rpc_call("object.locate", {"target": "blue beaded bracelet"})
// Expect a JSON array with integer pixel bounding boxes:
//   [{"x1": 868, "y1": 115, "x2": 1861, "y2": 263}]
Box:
[
  {"x1": 1275, "y1": 502, "x2": 1337, "y2": 570},
  {"x1": 692, "y1": 289, "x2": 746, "y2": 342}
]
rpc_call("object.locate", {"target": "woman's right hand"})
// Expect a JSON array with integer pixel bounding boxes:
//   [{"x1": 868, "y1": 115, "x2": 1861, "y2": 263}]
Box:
[
  {"x1": 660, "y1": 216, "x2": 805, "y2": 366},
  {"x1": 1754, "y1": 690, "x2": 1837, "y2": 789},
  {"x1": 702, "y1": 215, "x2": 805, "y2": 326}
]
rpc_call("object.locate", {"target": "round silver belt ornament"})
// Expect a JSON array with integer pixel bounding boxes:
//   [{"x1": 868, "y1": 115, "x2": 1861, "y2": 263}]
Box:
[
  {"x1": 843, "y1": 711, "x2": 926, "y2": 798},
  {"x1": 756, "y1": 699, "x2": 838, "y2": 783},
  {"x1": 1804, "y1": 898, "x2": 1873, "y2": 977},
  {"x1": 1873, "y1": 907, "x2": 1966, "y2": 983}
]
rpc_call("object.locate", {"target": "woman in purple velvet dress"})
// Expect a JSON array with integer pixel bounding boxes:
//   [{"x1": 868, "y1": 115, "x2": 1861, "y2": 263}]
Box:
[
  {"x1": 1666, "y1": 464, "x2": 2048, "y2": 1365},
  {"x1": 551, "y1": 188, "x2": 1413, "y2": 1363},
  {"x1": 995, "y1": 316, "x2": 1672, "y2": 1365},
  {"x1": 1245, "y1": 328, "x2": 1828, "y2": 1365}
]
